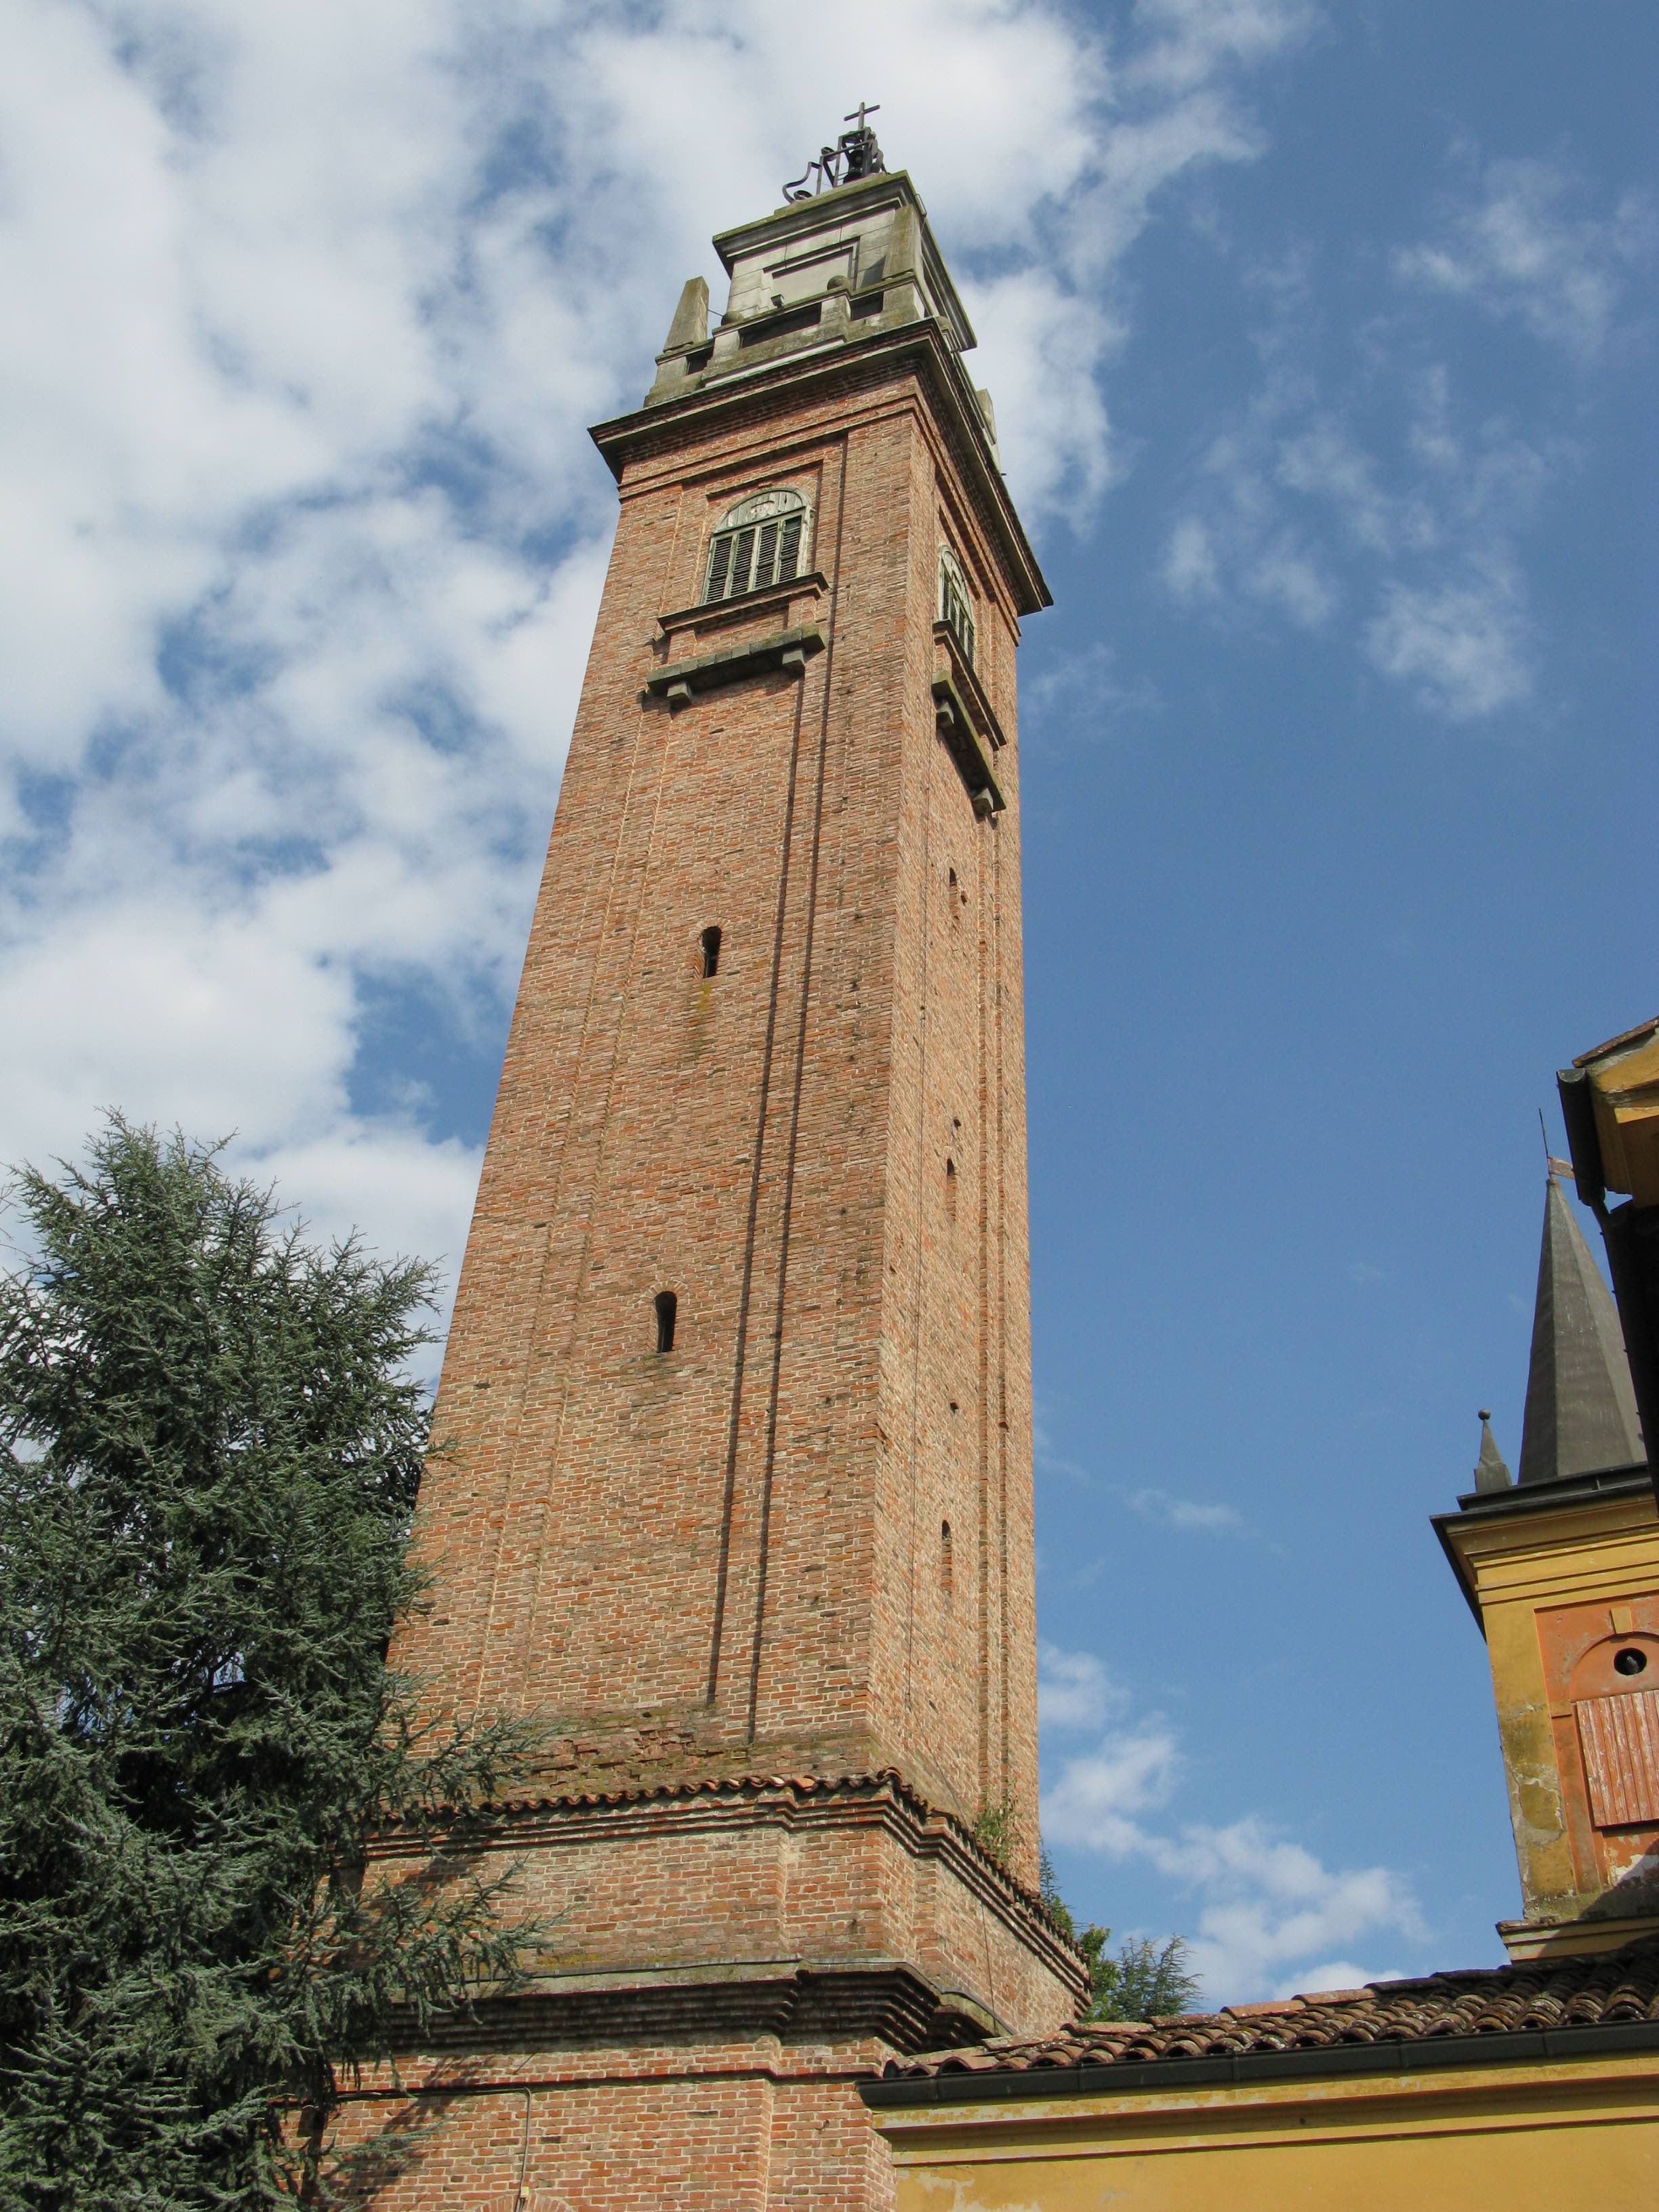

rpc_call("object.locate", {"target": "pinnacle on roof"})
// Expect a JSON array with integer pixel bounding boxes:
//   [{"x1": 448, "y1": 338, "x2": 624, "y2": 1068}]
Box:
[
  {"x1": 1517, "y1": 1172, "x2": 1645, "y2": 1484},
  {"x1": 1472, "y1": 1409, "x2": 1513, "y2": 1494}
]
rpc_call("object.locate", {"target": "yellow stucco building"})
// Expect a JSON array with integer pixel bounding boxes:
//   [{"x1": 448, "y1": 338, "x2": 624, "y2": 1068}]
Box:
[{"x1": 863, "y1": 1163, "x2": 1659, "y2": 2206}]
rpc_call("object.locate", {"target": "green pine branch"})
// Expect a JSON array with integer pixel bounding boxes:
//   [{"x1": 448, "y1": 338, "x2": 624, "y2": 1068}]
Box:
[
  {"x1": 0, "y1": 1118, "x2": 553, "y2": 2209},
  {"x1": 1038, "y1": 1846, "x2": 1203, "y2": 2023}
]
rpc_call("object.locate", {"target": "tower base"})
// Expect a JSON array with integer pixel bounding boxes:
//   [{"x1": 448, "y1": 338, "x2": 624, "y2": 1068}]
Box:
[
  {"x1": 347, "y1": 1771, "x2": 1084, "y2": 2206},
  {"x1": 337, "y1": 2033, "x2": 901, "y2": 2211}
]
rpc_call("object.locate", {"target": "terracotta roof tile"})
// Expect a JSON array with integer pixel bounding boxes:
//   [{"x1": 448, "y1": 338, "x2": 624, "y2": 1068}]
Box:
[{"x1": 885, "y1": 1936, "x2": 1659, "y2": 2081}]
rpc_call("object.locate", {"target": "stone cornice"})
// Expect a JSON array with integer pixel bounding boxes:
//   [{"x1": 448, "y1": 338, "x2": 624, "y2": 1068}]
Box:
[
  {"x1": 933, "y1": 620, "x2": 1007, "y2": 751},
  {"x1": 590, "y1": 322, "x2": 1050, "y2": 620},
  {"x1": 389, "y1": 1958, "x2": 987, "y2": 2058},
  {"x1": 932, "y1": 675, "x2": 1004, "y2": 817},
  {"x1": 1435, "y1": 1468, "x2": 1658, "y2": 1622},
  {"x1": 645, "y1": 624, "x2": 825, "y2": 708}
]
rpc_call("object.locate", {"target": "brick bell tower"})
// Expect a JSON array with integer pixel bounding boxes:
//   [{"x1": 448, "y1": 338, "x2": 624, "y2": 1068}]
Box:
[{"x1": 359, "y1": 117, "x2": 1084, "y2": 2209}]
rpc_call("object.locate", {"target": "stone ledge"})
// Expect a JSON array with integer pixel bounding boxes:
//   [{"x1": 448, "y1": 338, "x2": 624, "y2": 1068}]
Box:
[
  {"x1": 646, "y1": 624, "x2": 826, "y2": 710},
  {"x1": 389, "y1": 1958, "x2": 992, "y2": 2057},
  {"x1": 933, "y1": 674, "x2": 1005, "y2": 817},
  {"x1": 1499, "y1": 1910, "x2": 1659, "y2": 1962},
  {"x1": 933, "y1": 621, "x2": 1006, "y2": 751}
]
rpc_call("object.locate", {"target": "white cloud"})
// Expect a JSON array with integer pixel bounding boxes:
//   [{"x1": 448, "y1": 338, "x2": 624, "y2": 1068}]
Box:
[
  {"x1": 1364, "y1": 563, "x2": 1532, "y2": 722},
  {"x1": 1038, "y1": 1641, "x2": 1129, "y2": 1730},
  {"x1": 1127, "y1": 0, "x2": 1322, "y2": 96},
  {"x1": 1058, "y1": 0, "x2": 1319, "y2": 288},
  {"x1": 1157, "y1": 1816, "x2": 1423, "y2": 2000},
  {"x1": 1155, "y1": 249, "x2": 1569, "y2": 721},
  {"x1": 1274, "y1": 1959, "x2": 1395, "y2": 1999},
  {"x1": 962, "y1": 270, "x2": 1122, "y2": 518},
  {"x1": 1040, "y1": 1643, "x2": 1423, "y2": 2003},
  {"x1": 1395, "y1": 157, "x2": 1655, "y2": 361},
  {"x1": 0, "y1": 0, "x2": 1319, "y2": 1313},
  {"x1": 1042, "y1": 1720, "x2": 1185, "y2": 1858},
  {"x1": 1126, "y1": 1487, "x2": 1242, "y2": 1533},
  {"x1": 1242, "y1": 536, "x2": 1336, "y2": 627},
  {"x1": 1275, "y1": 419, "x2": 1425, "y2": 558},
  {"x1": 1023, "y1": 642, "x2": 1163, "y2": 737},
  {"x1": 1164, "y1": 516, "x2": 1222, "y2": 598}
]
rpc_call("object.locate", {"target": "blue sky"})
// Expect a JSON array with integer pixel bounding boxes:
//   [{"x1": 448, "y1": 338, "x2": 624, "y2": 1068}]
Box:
[{"x1": 3, "y1": 0, "x2": 1653, "y2": 2003}]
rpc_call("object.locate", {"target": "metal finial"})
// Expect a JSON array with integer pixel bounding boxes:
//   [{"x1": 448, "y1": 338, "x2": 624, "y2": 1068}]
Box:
[{"x1": 783, "y1": 104, "x2": 887, "y2": 201}]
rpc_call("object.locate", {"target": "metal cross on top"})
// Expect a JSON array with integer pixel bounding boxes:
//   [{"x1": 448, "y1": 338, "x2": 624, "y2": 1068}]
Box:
[{"x1": 783, "y1": 104, "x2": 886, "y2": 201}]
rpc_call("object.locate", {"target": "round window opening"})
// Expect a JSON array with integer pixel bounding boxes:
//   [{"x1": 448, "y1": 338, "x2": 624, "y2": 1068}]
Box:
[{"x1": 1613, "y1": 1646, "x2": 1649, "y2": 1678}]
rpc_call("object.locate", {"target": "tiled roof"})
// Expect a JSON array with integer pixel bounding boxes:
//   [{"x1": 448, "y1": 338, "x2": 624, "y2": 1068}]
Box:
[
  {"x1": 884, "y1": 1936, "x2": 1659, "y2": 2080},
  {"x1": 393, "y1": 1764, "x2": 955, "y2": 1833}
]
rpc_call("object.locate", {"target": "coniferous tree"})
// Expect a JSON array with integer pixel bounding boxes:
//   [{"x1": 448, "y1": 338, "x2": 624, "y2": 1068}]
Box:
[
  {"x1": 1039, "y1": 1849, "x2": 1203, "y2": 2022},
  {"x1": 1086, "y1": 1933, "x2": 1203, "y2": 2022},
  {"x1": 0, "y1": 1120, "x2": 546, "y2": 2209}
]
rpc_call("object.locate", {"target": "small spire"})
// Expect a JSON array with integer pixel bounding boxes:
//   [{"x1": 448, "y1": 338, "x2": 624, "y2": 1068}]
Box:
[
  {"x1": 662, "y1": 276, "x2": 708, "y2": 354},
  {"x1": 1517, "y1": 1173, "x2": 1645, "y2": 1483},
  {"x1": 1473, "y1": 1409, "x2": 1513, "y2": 1493},
  {"x1": 884, "y1": 199, "x2": 922, "y2": 280}
]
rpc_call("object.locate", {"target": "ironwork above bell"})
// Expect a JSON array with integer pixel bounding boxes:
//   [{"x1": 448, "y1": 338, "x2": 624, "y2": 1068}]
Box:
[{"x1": 783, "y1": 103, "x2": 886, "y2": 201}]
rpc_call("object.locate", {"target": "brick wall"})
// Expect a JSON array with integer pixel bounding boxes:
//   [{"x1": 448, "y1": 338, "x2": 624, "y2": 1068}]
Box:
[{"x1": 335, "y1": 2046, "x2": 898, "y2": 2212}]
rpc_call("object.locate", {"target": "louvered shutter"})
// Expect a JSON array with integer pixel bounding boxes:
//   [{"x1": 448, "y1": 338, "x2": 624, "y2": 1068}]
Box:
[
  {"x1": 1576, "y1": 1691, "x2": 1659, "y2": 1826},
  {"x1": 705, "y1": 534, "x2": 733, "y2": 601}
]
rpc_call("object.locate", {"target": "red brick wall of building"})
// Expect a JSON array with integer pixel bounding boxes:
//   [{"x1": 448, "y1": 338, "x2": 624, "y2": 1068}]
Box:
[
  {"x1": 374, "y1": 229, "x2": 1076, "y2": 2202},
  {"x1": 337, "y1": 2045, "x2": 899, "y2": 2212},
  {"x1": 398, "y1": 367, "x2": 1040, "y2": 1872}
]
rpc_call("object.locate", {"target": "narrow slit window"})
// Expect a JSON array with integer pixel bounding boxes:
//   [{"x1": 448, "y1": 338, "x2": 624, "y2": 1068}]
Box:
[
  {"x1": 703, "y1": 489, "x2": 812, "y2": 602},
  {"x1": 941, "y1": 1519, "x2": 954, "y2": 1603},
  {"x1": 945, "y1": 1157, "x2": 958, "y2": 1221},
  {"x1": 938, "y1": 546, "x2": 976, "y2": 668},
  {"x1": 700, "y1": 925, "x2": 722, "y2": 978},
  {"x1": 653, "y1": 1291, "x2": 678, "y2": 1354}
]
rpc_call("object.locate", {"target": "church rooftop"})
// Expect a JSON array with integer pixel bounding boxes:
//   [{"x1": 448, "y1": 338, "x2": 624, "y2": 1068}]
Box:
[{"x1": 869, "y1": 1934, "x2": 1659, "y2": 2095}]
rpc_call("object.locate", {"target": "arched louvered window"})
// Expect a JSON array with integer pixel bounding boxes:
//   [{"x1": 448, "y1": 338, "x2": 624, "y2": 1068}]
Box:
[
  {"x1": 938, "y1": 546, "x2": 975, "y2": 668},
  {"x1": 703, "y1": 488, "x2": 811, "y2": 603}
]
